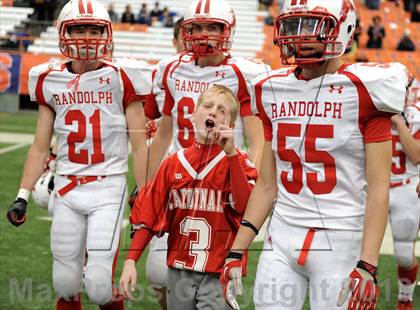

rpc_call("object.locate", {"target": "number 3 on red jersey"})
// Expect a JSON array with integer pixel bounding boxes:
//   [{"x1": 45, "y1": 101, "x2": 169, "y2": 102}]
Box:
[
  {"x1": 277, "y1": 123, "x2": 337, "y2": 194},
  {"x1": 65, "y1": 109, "x2": 105, "y2": 164}
]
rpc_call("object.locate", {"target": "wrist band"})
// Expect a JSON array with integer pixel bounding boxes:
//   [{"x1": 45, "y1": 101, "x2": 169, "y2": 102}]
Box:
[
  {"x1": 357, "y1": 260, "x2": 378, "y2": 278},
  {"x1": 227, "y1": 251, "x2": 243, "y2": 260},
  {"x1": 240, "y1": 219, "x2": 259, "y2": 235},
  {"x1": 16, "y1": 188, "x2": 30, "y2": 202}
]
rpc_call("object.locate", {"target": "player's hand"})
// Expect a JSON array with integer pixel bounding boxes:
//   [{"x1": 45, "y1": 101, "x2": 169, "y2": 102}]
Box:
[
  {"x1": 119, "y1": 259, "x2": 138, "y2": 301},
  {"x1": 220, "y1": 256, "x2": 242, "y2": 309},
  {"x1": 337, "y1": 260, "x2": 378, "y2": 310},
  {"x1": 215, "y1": 124, "x2": 236, "y2": 157},
  {"x1": 145, "y1": 119, "x2": 157, "y2": 139},
  {"x1": 6, "y1": 198, "x2": 28, "y2": 227}
]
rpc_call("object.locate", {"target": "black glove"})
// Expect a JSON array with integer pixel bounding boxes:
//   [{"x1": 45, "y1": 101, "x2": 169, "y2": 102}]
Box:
[{"x1": 7, "y1": 198, "x2": 28, "y2": 227}]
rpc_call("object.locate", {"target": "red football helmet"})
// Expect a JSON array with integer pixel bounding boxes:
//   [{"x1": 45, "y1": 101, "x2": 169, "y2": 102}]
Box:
[
  {"x1": 274, "y1": 0, "x2": 357, "y2": 65},
  {"x1": 182, "y1": 0, "x2": 236, "y2": 56},
  {"x1": 57, "y1": 0, "x2": 113, "y2": 61}
]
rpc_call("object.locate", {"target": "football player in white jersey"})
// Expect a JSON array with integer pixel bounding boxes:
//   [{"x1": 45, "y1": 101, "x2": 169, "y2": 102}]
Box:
[
  {"x1": 126, "y1": 0, "x2": 267, "y2": 308},
  {"x1": 6, "y1": 0, "x2": 152, "y2": 309},
  {"x1": 389, "y1": 79, "x2": 420, "y2": 310},
  {"x1": 220, "y1": 0, "x2": 410, "y2": 309}
]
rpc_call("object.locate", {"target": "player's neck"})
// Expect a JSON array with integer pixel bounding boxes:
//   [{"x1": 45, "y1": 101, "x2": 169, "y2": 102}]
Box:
[
  {"x1": 300, "y1": 57, "x2": 343, "y2": 80},
  {"x1": 196, "y1": 54, "x2": 226, "y2": 68},
  {"x1": 71, "y1": 60, "x2": 102, "y2": 74}
]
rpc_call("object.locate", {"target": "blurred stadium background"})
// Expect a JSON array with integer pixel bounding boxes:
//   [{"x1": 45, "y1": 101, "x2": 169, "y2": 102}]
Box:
[{"x1": 0, "y1": 0, "x2": 419, "y2": 309}]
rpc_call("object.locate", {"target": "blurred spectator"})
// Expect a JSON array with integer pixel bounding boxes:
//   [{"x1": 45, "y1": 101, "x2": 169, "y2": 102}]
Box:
[
  {"x1": 258, "y1": 0, "x2": 274, "y2": 11},
  {"x1": 365, "y1": 0, "x2": 380, "y2": 10},
  {"x1": 161, "y1": 7, "x2": 174, "y2": 28},
  {"x1": 411, "y1": 2, "x2": 420, "y2": 22},
  {"x1": 396, "y1": 29, "x2": 416, "y2": 51},
  {"x1": 264, "y1": 12, "x2": 274, "y2": 25},
  {"x1": 367, "y1": 15, "x2": 385, "y2": 48},
  {"x1": 121, "y1": 5, "x2": 135, "y2": 24},
  {"x1": 353, "y1": 17, "x2": 362, "y2": 47},
  {"x1": 138, "y1": 3, "x2": 150, "y2": 25},
  {"x1": 172, "y1": 17, "x2": 184, "y2": 53},
  {"x1": 387, "y1": 0, "x2": 400, "y2": 6},
  {"x1": 150, "y1": 1, "x2": 162, "y2": 25},
  {"x1": 107, "y1": 3, "x2": 118, "y2": 23},
  {"x1": 403, "y1": 0, "x2": 414, "y2": 11}
]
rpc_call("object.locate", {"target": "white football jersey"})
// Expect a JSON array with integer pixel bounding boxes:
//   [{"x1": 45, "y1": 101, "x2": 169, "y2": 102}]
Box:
[
  {"x1": 390, "y1": 102, "x2": 420, "y2": 183},
  {"x1": 28, "y1": 58, "x2": 153, "y2": 176},
  {"x1": 251, "y1": 62, "x2": 408, "y2": 230},
  {"x1": 152, "y1": 54, "x2": 269, "y2": 153}
]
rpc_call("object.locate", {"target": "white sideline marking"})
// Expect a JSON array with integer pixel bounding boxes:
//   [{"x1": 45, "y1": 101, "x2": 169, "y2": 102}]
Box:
[{"x1": 0, "y1": 143, "x2": 30, "y2": 154}]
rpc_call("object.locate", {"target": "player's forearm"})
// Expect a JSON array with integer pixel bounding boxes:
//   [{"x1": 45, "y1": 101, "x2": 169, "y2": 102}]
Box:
[
  {"x1": 360, "y1": 185, "x2": 389, "y2": 266},
  {"x1": 19, "y1": 145, "x2": 50, "y2": 191},
  {"x1": 230, "y1": 178, "x2": 277, "y2": 254},
  {"x1": 360, "y1": 141, "x2": 392, "y2": 266},
  {"x1": 126, "y1": 228, "x2": 153, "y2": 262},
  {"x1": 244, "y1": 116, "x2": 264, "y2": 170},
  {"x1": 147, "y1": 116, "x2": 172, "y2": 181},
  {"x1": 228, "y1": 154, "x2": 251, "y2": 214},
  {"x1": 394, "y1": 121, "x2": 420, "y2": 165},
  {"x1": 131, "y1": 145, "x2": 149, "y2": 188}
]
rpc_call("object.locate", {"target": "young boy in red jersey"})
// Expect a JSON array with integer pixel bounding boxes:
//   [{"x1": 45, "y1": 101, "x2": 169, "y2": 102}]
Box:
[{"x1": 119, "y1": 85, "x2": 257, "y2": 309}]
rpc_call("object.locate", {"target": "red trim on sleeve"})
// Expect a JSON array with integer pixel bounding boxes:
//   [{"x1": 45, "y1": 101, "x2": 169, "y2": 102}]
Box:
[
  {"x1": 144, "y1": 95, "x2": 161, "y2": 120},
  {"x1": 161, "y1": 60, "x2": 179, "y2": 116},
  {"x1": 254, "y1": 76, "x2": 273, "y2": 141},
  {"x1": 338, "y1": 66, "x2": 393, "y2": 143},
  {"x1": 34, "y1": 66, "x2": 63, "y2": 113},
  {"x1": 414, "y1": 130, "x2": 420, "y2": 140},
  {"x1": 229, "y1": 63, "x2": 252, "y2": 117},
  {"x1": 120, "y1": 68, "x2": 147, "y2": 110}
]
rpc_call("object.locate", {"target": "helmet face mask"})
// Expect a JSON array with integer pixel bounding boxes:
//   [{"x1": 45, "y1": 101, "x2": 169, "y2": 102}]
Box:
[
  {"x1": 182, "y1": 0, "x2": 236, "y2": 57},
  {"x1": 182, "y1": 19, "x2": 232, "y2": 56},
  {"x1": 57, "y1": 0, "x2": 113, "y2": 61},
  {"x1": 275, "y1": 0, "x2": 356, "y2": 65}
]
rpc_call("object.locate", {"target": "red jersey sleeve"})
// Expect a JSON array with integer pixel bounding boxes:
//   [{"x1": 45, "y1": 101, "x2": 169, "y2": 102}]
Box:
[{"x1": 363, "y1": 115, "x2": 392, "y2": 143}]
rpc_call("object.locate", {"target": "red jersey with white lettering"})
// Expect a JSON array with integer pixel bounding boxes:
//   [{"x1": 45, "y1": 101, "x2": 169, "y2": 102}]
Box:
[
  {"x1": 251, "y1": 62, "x2": 409, "y2": 231},
  {"x1": 28, "y1": 58, "x2": 152, "y2": 176},
  {"x1": 390, "y1": 101, "x2": 420, "y2": 183},
  {"x1": 147, "y1": 54, "x2": 269, "y2": 152},
  {"x1": 130, "y1": 142, "x2": 257, "y2": 274}
]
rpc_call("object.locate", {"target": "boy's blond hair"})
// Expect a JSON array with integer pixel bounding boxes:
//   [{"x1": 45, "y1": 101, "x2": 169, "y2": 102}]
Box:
[{"x1": 196, "y1": 84, "x2": 240, "y2": 125}]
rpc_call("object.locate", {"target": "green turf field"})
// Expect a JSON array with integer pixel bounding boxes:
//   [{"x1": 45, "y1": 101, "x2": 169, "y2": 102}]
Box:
[
  {"x1": 0, "y1": 112, "x2": 38, "y2": 134},
  {"x1": 1, "y1": 114, "x2": 419, "y2": 309}
]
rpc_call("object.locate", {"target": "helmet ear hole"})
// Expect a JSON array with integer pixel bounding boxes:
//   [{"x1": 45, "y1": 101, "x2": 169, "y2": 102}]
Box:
[{"x1": 347, "y1": 25, "x2": 353, "y2": 34}]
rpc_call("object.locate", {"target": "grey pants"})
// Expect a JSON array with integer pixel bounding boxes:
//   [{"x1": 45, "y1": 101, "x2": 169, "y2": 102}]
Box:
[{"x1": 167, "y1": 267, "x2": 231, "y2": 310}]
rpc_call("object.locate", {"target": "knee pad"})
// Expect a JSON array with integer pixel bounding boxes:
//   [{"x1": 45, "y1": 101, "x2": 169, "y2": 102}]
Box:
[
  {"x1": 53, "y1": 262, "x2": 82, "y2": 300},
  {"x1": 394, "y1": 241, "x2": 415, "y2": 268},
  {"x1": 390, "y1": 210, "x2": 419, "y2": 242},
  {"x1": 84, "y1": 265, "x2": 112, "y2": 305}
]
